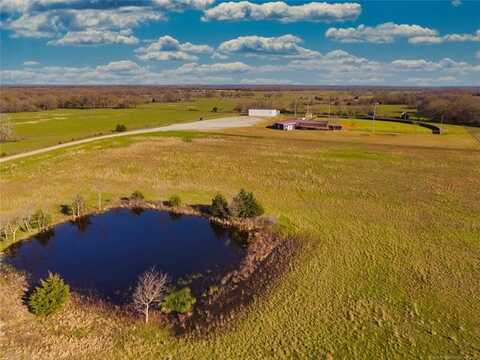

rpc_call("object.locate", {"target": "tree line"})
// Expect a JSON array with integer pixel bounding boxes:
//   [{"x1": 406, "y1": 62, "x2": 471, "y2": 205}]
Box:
[
  {"x1": 0, "y1": 86, "x2": 205, "y2": 113},
  {"x1": 1, "y1": 86, "x2": 478, "y2": 126}
]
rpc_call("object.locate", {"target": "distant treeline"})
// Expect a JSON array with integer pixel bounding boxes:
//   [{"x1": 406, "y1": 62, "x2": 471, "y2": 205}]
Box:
[
  {"x1": 240, "y1": 89, "x2": 480, "y2": 127},
  {"x1": 0, "y1": 86, "x2": 213, "y2": 113},
  {"x1": 373, "y1": 90, "x2": 480, "y2": 126},
  {"x1": 1, "y1": 86, "x2": 479, "y2": 126},
  {"x1": 0, "y1": 86, "x2": 257, "y2": 113}
]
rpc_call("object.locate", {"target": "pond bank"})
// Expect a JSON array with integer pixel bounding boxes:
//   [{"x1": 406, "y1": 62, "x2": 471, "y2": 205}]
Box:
[{"x1": 2, "y1": 198, "x2": 299, "y2": 335}]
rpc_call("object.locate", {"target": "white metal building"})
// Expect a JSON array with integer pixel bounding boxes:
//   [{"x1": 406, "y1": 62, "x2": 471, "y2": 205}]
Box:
[{"x1": 248, "y1": 109, "x2": 280, "y2": 117}]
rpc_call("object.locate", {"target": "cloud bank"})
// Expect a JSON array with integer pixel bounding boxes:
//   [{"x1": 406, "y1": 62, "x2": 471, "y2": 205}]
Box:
[{"x1": 3, "y1": 51, "x2": 479, "y2": 86}]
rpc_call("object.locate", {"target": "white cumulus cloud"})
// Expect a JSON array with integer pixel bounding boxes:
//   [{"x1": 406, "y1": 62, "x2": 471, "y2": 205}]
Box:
[
  {"x1": 408, "y1": 30, "x2": 480, "y2": 44},
  {"x1": 217, "y1": 34, "x2": 319, "y2": 59},
  {"x1": 202, "y1": 1, "x2": 361, "y2": 23},
  {"x1": 152, "y1": 0, "x2": 215, "y2": 10},
  {"x1": 135, "y1": 35, "x2": 213, "y2": 61},
  {"x1": 0, "y1": 0, "x2": 215, "y2": 44},
  {"x1": 48, "y1": 29, "x2": 139, "y2": 46},
  {"x1": 96, "y1": 60, "x2": 147, "y2": 75},
  {"x1": 5, "y1": 7, "x2": 164, "y2": 38},
  {"x1": 326, "y1": 22, "x2": 480, "y2": 45},
  {"x1": 390, "y1": 58, "x2": 480, "y2": 74},
  {"x1": 326, "y1": 22, "x2": 437, "y2": 43}
]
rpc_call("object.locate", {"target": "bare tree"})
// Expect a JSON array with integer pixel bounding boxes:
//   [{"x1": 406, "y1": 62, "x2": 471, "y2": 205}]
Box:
[
  {"x1": 96, "y1": 191, "x2": 103, "y2": 211},
  {"x1": 31, "y1": 209, "x2": 51, "y2": 231},
  {"x1": 133, "y1": 268, "x2": 168, "y2": 324},
  {"x1": 72, "y1": 195, "x2": 86, "y2": 219},
  {"x1": 19, "y1": 212, "x2": 32, "y2": 233},
  {"x1": 0, "y1": 217, "x2": 20, "y2": 242}
]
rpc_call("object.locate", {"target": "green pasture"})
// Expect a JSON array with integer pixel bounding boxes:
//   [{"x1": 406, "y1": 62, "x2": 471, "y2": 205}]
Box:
[
  {"x1": 1, "y1": 119, "x2": 479, "y2": 359},
  {"x1": 1, "y1": 98, "x2": 236, "y2": 155}
]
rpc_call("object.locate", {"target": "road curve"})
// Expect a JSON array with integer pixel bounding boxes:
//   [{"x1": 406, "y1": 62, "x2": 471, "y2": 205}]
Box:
[{"x1": 0, "y1": 116, "x2": 262, "y2": 164}]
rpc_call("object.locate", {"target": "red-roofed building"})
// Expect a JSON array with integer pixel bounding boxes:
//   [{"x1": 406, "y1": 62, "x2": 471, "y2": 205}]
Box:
[{"x1": 272, "y1": 119, "x2": 342, "y2": 131}]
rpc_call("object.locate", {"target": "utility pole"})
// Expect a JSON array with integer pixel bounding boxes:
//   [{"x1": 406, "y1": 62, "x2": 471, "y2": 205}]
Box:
[
  {"x1": 294, "y1": 96, "x2": 297, "y2": 117},
  {"x1": 372, "y1": 102, "x2": 378, "y2": 134},
  {"x1": 328, "y1": 96, "x2": 331, "y2": 121}
]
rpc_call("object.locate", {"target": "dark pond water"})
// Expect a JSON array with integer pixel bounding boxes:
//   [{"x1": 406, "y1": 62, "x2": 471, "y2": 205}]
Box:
[{"x1": 3, "y1": 208, "x2": 247, "y2": 303}]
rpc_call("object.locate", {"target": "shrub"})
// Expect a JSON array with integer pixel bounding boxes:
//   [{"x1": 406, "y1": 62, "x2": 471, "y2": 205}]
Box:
[
  {"x1": 211, "y1": 106, "x2": 218, "y2": 113},
  {"x1": 131, "y1": 190, "x2": 145, "y2": 201},
  {"x1": 115, "y1": 124, "x2": 127, "y2": 132},
  {"x1": 168, "y1": 195, "x2": 181, "y2": 208},
  {"x1": 230, "y1": 189, "x2": 265, "y2": 218},
  {"x1": 210, "y1": 193, "x2": 230, "y2": 218},
  {"x1": 28, "y1": 273, "x2": 70, "y2": 316},
  {"x1": 162, "y1": 287, "x2": 196, "y2": 314}
]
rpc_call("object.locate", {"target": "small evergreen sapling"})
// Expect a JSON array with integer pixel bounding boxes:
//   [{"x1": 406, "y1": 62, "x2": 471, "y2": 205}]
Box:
[
  {"x1": 231, "y1": 189, "x2": 264, "y2": 219},
  {"x1": 28, "y1": 273, "x2": 70, "y2": 316},
  {"x1": 210, "y1": 193, "x2": 230, "y2": 218}
]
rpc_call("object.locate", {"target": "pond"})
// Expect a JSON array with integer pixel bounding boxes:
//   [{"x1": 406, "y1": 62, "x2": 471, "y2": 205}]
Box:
[{"x1": 3, "y1": 208, "x2": 247, "y2": 304}]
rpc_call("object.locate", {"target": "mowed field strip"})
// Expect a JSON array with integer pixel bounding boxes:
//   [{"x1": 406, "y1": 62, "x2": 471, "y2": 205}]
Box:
[{"x1": 0, "y1": 116, "x2": 262, "y2": 163}]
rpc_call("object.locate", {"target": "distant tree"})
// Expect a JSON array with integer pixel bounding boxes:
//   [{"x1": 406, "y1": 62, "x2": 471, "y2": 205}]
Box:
[
  {"x1": 162, "y1": 287, "x2": 196, "y2": 314},
  {"x1": 133, "y1": 268, "x2": 168, "y2": 323},
  {"x1": 28, "y1": 273, "x2": 70, "y2": 316},
  {"x1": 230, "y1": 189, "x2": 264, "y2": 219},
  {"x1": 211, "y1": 106, "x2": 218, "y2": 113},
  {"x1": 114, "y1": 124, "x2": 127, "y2": 132},
  {"x1": 0, "y1": 115, "x2": 16, "y2": 143},
  {"x1": 210, "y1": 193, "x2": 230, "y2": 218}
]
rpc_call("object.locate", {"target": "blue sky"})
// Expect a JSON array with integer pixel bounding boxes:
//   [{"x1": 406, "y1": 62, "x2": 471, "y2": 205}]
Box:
[{"x1": 1, "y1": 0, "x2": 479, "y2": 86}]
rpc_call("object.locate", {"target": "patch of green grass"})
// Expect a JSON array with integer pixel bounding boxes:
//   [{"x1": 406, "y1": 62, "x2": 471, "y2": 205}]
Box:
[{"x1": 1, "y1": 98, "x2": 236, "y2": 155}]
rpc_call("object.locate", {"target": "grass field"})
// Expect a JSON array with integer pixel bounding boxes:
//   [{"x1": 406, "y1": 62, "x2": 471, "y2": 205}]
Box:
[
  {"x1": 0, "y1": 91, "x2": 438, "y2": 158},
  {"x1": 1, "y1": 114, "x2": 479, "y2": 359},
  {"x1": 1, "y1": 98, "x2": 237, "y2": 155}
]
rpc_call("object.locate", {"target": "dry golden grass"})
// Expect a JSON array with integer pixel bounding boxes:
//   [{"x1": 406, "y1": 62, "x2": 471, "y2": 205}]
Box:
[{"x1": 0, "y1": 124, "x2": 479, "y2": 359}]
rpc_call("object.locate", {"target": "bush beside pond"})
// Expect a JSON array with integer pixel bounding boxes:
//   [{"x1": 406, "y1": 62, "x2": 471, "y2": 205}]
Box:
[
  {"x1": 231, "y1": 189, "x2": 264, "y2": 219},
  {"x1": 28, "y1": 272, "x2": 70, "y2": 316},
  {"x1": 130, "y1": 191, "x2": 145, "y2": 201},
  {"x1": 168, "y1": 195, "x2": 182, "y2": 208},
  {"x1": 162, "y1": 287, "x2": 196, "y2": 314},
  {"x1": 210, "y1": 193, "x2": 231, "y2": 218}
]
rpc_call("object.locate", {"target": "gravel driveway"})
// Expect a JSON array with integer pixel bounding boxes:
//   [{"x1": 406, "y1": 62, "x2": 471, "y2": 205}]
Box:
[{"x1": 0, "y1": 116, "x2": 262, "y2": 164}]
